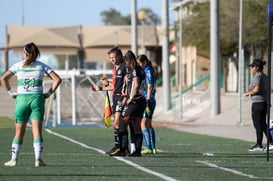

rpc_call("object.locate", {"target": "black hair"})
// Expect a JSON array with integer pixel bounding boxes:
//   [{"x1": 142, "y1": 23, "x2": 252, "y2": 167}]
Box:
[
  {"x1": 23, "y1": 42, "x2": 40, "y2": 67},
  {"x1": 137, "y1": 54, "x2": 152, "y2": 66},
  {"x1": 124, "y1": 50, "x2": 137, "y2": 68}
]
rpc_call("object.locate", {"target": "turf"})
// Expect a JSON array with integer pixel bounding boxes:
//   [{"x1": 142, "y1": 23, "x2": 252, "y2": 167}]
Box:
[{"x1": 0, "y1": 117, "x2": 273, "y2": 181}]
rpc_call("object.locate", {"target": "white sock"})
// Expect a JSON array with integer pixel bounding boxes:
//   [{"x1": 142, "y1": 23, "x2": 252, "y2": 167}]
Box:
[
  {"x1": 11, "y1": 143, "x2": 22, "y2": 160},
  {"x1": 130, "y1": 143, "x2": 136, "y2": 153},
  {"x1": 33, "y1": 142, "x2": 43, "y2": 160}
]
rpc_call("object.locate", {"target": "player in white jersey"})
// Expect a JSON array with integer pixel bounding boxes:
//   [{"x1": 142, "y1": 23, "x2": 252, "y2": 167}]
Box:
[{"x1": 0, "y1": 42, "x2": 62, "y2": 167}]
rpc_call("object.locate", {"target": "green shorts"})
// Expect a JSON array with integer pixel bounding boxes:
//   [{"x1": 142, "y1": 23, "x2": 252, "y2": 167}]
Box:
[{"x1": 15, "y1": 94, "x2": 45, "y2": 124}]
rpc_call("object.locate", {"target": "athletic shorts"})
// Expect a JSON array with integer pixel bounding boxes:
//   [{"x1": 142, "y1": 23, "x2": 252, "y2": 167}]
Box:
[
  {"x1": 122, "y1": 97, "x2": 146, "y2": 118},
  {"x1": 112, "y1": 94, "x2": 124, "y2": 113},
  {"x1": 15, "y1": 94, "x2": 45, "y2": 124}
]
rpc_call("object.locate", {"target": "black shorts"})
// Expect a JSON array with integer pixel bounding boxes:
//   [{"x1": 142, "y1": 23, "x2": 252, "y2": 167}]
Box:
[
  {"x1": 112, "y1": 94, "x2": 124, "y2": 113},
  {"x1": 122, "y1": 97, "x2": 146, "y2": 118}
]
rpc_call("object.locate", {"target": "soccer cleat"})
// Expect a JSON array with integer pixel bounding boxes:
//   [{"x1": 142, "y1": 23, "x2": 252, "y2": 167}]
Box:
[
  {"x1": 109, "y1": 149, "x2": 127, "y2": 156},
  {"x1": 152, "y1": 149, "x2": 157, "y2": 155},
  {"x1": 4, "y1": 159, "x2": 17, "y2": 167},
  {"x1": 105, "y1": 146, "x2": 119, "y2": 154},
  {"x1": 141, "y1": 148, "x2": 152, "y2": 154},
  {"x1": 35, "y1": 159, "x2": 46, "y2": 167},
  {"x1": 109, "y1": 148, "x2": 121, "y2": 156},
  {"x1": 248, "y1": 144, "x2": 263, "y2": 152},
  {"x1": 128, "y1": 151, "x2": 141, "y2": 157},
  {"x1": 263, "y1": 144, "x2": 273, "y2": 151}
]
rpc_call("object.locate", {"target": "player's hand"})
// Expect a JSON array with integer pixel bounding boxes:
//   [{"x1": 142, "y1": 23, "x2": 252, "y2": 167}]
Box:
[
  {"x1": 145, "y1": 106, "x2": 151, "y2": 115},
  {"x1": 10, "y1": 92, "x2": 18, "y2": 99},
  {"x1": 91, "y1": 85, "x2": 101, "y2": 91},
  {"x1": 145, "y1": 99, "x2": 152, "y2": 115},
  {"x1": 7, "y1": 90, "x2": 17, "y2": 99}
]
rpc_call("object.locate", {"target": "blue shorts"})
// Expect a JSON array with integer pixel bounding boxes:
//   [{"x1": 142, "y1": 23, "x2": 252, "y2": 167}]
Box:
[{"x1": 143, "y1": 97, "x2": 156, "y2": 119}]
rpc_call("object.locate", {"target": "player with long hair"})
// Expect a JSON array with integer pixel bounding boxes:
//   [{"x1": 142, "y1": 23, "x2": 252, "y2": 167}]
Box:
[
  {"x1": 112, "y1": 50, "x2": 146, "y2": 156},
  {"x1": 137, "y1": 54, "x2": 157, "y2": 154},
  {"x1": 1, "y1": 42, "x2": 62, "y2": 167}
]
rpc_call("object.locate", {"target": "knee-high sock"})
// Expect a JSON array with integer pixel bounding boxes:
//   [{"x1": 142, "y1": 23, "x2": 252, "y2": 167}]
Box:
[
  {"x1": 142, "y1": 128, "x2": 151, "y2": 149},
  {"x1": 33, "y1": 137, "x2": 44, "y2": 160},
  {"x1": 148, "y1": 128, "x2": 156, "y2": 149},
  {"x1": 129, "y1": 123, "x2": 136, "y2": 152},
  {"x1": 11, "y1": 139, "x2": 23, "y2": 160},
  {"x1": 119, "y1": 131, "x2": 128, "y2": 152},
  {"x1": 129, "y1": 122, "x2": 135, "y2": 143},
  {"x1": 114, "y1": 128, "x2": 119, "y2": 148},
  {"x1": 135, "y1": 134, "x2": 143, "y2": 153}
]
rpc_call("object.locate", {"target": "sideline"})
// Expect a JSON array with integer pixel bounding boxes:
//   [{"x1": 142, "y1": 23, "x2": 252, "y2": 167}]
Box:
[
  {"x1": 45, "y1": 129, "x2": 179, "y2": 181},
  {"x1": 196, "y1": 160, "x2": 268, "y2": 179}
]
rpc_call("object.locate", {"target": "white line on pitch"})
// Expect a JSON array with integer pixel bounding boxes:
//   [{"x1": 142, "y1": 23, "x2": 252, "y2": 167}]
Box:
[
  {"x1": 197, "y1": 160, "x2": 258, "y2": 179},
  {"x1": 45, "y1": 129, "x2": 179, "y2": 181}
]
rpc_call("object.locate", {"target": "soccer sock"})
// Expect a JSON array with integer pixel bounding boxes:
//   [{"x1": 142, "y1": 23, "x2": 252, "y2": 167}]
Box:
[
  {"x1": 149, "y1": 128, "x2": 156, "y2": 149},
  {"x1": 119, "y1": 131, "x2": 128, "y2": 153},
  {"x1": 114, "y1": 128, "x2": 119, "y2": 148},
  {"x1": 135, "y1": 134, "x2": 143, "y2": 153},
  {"x1": 33, "y1": 137, "x2": 44, "y2": 160},
  {"x1": 129, "y1": 123, "x2": 135, "y2": 152},
  {"x1": 129, "y1": 122, "x2": 135, "y2": 143},
  {"x1": 11, "y1": 139, "x2": 23, "y2": 160},
  {"x1": 142, "y1": 128, "x2": 151, "y2": 149}
]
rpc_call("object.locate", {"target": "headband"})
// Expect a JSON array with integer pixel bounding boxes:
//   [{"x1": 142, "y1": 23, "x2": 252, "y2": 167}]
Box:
[{"x1": 24, "y1": 47, "x2": 31, "y2": 55}]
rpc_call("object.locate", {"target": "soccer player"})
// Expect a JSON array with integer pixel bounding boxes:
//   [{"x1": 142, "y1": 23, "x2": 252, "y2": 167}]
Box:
[
  {"x1": 1, "y1": 42, "x2": 62, "y2": 167},
  {"x1": 137, "y1": 55, "x2": 157, "y2": 154},
  {"x1": 92, "y1": 47, "x2": 127, "y2": 155},
  {"x1": 112, "y1": 50, "x2": 146, "y2": 156}
]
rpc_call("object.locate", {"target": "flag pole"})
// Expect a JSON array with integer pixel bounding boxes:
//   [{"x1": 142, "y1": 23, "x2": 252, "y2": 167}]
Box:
[{"x1": 267, "y1": 2, "x2": 273, "y2": 162}]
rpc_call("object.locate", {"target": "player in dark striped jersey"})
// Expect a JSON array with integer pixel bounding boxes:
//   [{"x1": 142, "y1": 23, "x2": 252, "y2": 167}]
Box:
[
  {"x1": 92, "y1": 47, "x2": 127, "y2": 155},
  {"x1": 112, "y1": 50, "x2": 146, "y2": 156}
]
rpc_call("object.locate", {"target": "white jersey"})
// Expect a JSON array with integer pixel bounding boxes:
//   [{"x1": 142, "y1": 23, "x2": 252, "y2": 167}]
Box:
[{"x1": 9, "y1": 60, "x2": 53, "y2": 94}]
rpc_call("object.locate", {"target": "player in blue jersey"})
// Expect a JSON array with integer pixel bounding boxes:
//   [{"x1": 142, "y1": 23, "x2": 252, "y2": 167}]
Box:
[
  {"x1": 1, "y1": 42, "x2": 62, "y2": 167},
  {"x1": 137, "y1": 54, "x2": 157, "y2": 154}
]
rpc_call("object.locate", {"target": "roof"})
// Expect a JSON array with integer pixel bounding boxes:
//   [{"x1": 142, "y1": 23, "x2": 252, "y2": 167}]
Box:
[
  {"x1": 6, "y1": 25, "x2": 81, "y2": 55},
  {"x1": 2, "y1": 25, "x2": 161, "y2": 62}
]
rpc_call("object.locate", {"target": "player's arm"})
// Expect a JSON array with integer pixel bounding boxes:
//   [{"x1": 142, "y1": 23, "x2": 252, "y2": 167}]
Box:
[
  {"x1": 146, "y1": 84, "x2": 152, "y2": 100},
  {"x1": 44, "y1": 71, "x2": 62, "y2": 98},
  {"x1": 127, "y1": 77, "x2": 139, "y2": 104},
  {"x1": 92, "y1": 76, "x2": 113, "y2": 91},
  {"x1": 0, "y1": 70, "x2": 13, "y2": 91},
  {"x1": 0, "y1": 70, "x2": 17, "y2": 98}
]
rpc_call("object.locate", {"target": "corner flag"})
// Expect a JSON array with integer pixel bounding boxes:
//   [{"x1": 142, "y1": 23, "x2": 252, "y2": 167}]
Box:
[{"x1": 103, "y1": 91, "x2": 112, "y2": 128}]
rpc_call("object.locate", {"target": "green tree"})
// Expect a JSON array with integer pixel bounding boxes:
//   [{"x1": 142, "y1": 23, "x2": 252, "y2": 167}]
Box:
[
  {"x1": 100, "y1": 8, "x2": 160, "y2": 26},
  {"x1": 174, "y1": 0, "x2": 270, "y2": 59},
  {"x1": 100, "y1": 8, "x2": 131, "y2": 25}
]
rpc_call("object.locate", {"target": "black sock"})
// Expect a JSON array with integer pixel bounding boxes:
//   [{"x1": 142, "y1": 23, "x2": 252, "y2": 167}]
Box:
[
  {"x1": 135, "y1": 134, "x2": 143, "y2": 153},
  {"x1": 114, "y1": 128, "x2": 119, "y2": 148},
  {"x1": 119, "y1": 131, "x2": 128, "y2": 153}
]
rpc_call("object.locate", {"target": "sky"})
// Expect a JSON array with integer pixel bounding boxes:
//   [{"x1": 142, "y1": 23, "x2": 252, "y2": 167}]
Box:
[{"x1": 0, "y1": 0, "x2": 176, "y2": 47}]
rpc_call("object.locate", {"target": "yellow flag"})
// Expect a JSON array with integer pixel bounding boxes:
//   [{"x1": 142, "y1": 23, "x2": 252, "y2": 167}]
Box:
[{"x1": 104, "y1": 91, "x2": 112, "y2": 128}]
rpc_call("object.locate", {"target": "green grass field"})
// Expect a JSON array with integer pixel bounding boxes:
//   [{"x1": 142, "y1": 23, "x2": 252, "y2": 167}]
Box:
[{"x1": 0, "y1": 116, "x2": 273, "y2": 181}]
